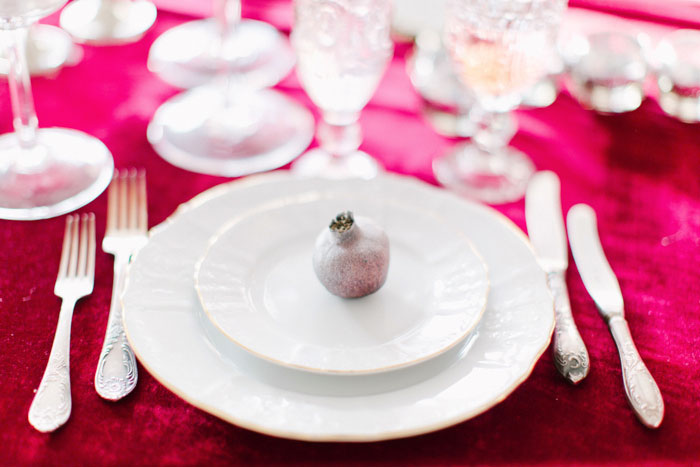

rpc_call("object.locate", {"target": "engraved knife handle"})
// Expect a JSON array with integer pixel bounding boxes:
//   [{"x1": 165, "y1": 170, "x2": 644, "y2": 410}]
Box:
[
  {"x1": 95, "y1": 256, "x2": 137, "y2": 401},
  {"x1": 548, "y1": 271, "x2": 590, "y2": 384},
  {"x1": 28, "y1": 299, "x2": 75, "y2": 433},
  {"x1": 608, "y1": 315, "x2": 664, "y2": 428}
]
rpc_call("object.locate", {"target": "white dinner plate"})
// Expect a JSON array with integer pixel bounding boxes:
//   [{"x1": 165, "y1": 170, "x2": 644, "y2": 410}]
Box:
[
  {"x1": 122, "y1": 173, "x2": 554, "y2": 442},
  {"x1": 195, "y1": 195, "x2": 489, "y2": 374}
]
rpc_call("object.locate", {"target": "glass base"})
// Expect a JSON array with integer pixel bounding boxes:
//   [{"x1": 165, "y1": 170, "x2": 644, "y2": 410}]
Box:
[
  {"x1": 147, "y1": 86, "x2": 313, "y2": 177},
  {"x1": 0, "y1": 25, "x2": 74, "y2": 77},
  {"x1": 291, "y1": 149, "x2": 381, "y2": 180},
  {"x1": 433, "y1": 142, "x2": 534, "y2": 204},
  {"x1": 571, "y1": 80, "x2": 643, "y2": 114},
  {"x1": 148, "y1": 18, "x2": 295, "y2": 89},
  {"x1": 0, "y1": 128, "x2": 114, "y2": 220},
  {"x1": 60, "y1": 0, "x2": 157, "y2": 45},
  {"x1": 521, "y1": 76, "x2": 558, "y2": 109}
]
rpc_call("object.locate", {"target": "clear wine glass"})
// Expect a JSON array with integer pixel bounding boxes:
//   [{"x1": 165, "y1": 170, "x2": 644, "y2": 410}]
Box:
[
  {"x1": 147, "y1": 0, "x2": 314, "y2": 177},
  {"x1": 0, "y1": 0, "x2": 113, "y2": 220},
  {"x1": 291, "y1": 0, "x2": 394, "y2": 179},
  {"x1": 433, "y1": 0, "x2": 566, "y2": 204},
  {"x1": 59, "y1": 0, "x2": 157, "y2": 45},
  {"x1": 148, "y1": 0, "x2": 295, "y2": 90}
]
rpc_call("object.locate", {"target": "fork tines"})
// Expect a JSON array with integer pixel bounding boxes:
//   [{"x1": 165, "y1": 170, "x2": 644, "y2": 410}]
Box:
[
  {"x1": 107, "y1": 169, "x2": 147, "y2": 235},
  {"x1": 56, "y1": 213, "x2": 96, "y2": 288}
]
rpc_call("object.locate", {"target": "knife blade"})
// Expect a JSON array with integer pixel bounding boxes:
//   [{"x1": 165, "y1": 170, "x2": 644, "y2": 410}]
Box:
[
  {"x1": 567, "y1": 203, "x2": 664, "y2": 428},
  {"x1": 525, "y1": 171, "x2": 589, "y2": 384}
]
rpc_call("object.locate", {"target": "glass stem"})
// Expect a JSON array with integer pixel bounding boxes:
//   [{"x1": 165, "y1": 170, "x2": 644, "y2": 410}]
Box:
[
  {"x1": 472, "y1": 108, "x2": 515, "y2": 155},
  {"x1": 101, "y1": 0, "x2": 129, "y2": 6},
  {"x1": 214, "y1": 0, "x2": 242, "y2": 106},
  {"x1": 318, "y1": 112, "x2": 362, "y2": 159},
  {"x1": 96, "y1": 0, "x2": 129, "y2": 17},
  {"x1": 214, "y1": 0, "x2": 241, "y2": 53},
  {"x1": 6, "y1": 27, "x2": 38, "y2": 149}
]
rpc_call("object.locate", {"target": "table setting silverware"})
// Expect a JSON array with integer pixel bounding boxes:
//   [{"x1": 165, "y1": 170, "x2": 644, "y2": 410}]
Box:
[
  {"x1": 95, "y1": 170, "x2": 147, "y2": 401},
  {"x1": 567, "y1": 203, "x2": 664, "y2": 428},
  {"x1": 28, "y1": 213, "x2": 96, "y2": 433},
  {"x1": 526, "y1": 171, "x2": 590, "y2": 384}
]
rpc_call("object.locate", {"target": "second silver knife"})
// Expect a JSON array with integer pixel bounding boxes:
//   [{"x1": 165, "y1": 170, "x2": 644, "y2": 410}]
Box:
[
  {"x1": 567, "y1": 203, "x2": 664, "y2": 428},
  {"x1": 526, "y1": 171, "x2": 590, "y2": 384}
]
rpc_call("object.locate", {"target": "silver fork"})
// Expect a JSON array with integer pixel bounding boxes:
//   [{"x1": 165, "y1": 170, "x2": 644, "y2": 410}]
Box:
[
  {"x1": 28, "y1": 214, "x2": 96, "y2": 433},
  {"x1": 95, "y1": 170, "x2": 147, "y2": 400}
]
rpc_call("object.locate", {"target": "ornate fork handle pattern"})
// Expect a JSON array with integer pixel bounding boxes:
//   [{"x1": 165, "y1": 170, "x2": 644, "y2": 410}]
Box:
[
  {"x1": 28, "y1": 299, "x2": 75, "y2": 433},
  {"x1": 608, "y1": 316, "x2": 664, "y2": 428},
  {"x1": 95, "y1": 255, "x2": 137, "y2": 401},
  {"x1": 548, "y1": 271, "x2": 590, "y2": 384}
]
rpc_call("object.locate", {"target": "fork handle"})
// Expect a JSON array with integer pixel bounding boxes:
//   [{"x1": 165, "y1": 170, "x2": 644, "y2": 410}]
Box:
[
  {"x1": 95, "y1": 254, "x2": 138, "y2": 401},
  {"x1": 28, "y1": 298, "x2": 76, "y2": 432}
]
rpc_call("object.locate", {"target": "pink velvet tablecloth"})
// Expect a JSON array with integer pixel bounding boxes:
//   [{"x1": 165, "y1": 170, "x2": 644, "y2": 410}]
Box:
[{"x1": 2, "y1": 2, "x2": 700, "y2": 465}]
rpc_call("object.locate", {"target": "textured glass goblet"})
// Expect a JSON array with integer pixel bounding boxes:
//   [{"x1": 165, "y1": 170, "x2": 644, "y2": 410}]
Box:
[
  {"x1": 148, "y1": 0, "x2": 295, "y2": 90},
  {"x1": 291, "y1": 0, "x2": 393, "y2": 179},
  {"x1": 433, "y1": 0, "x2": 566, "y2": 204},
  {"x1": 0, "y1": 0, "x2": 113, "y2": 220},
  {"x1": 60, "y1": 0, "x2": 157, "y2": 45}
]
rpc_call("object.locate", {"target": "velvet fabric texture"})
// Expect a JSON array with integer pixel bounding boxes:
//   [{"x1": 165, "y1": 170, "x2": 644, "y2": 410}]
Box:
[{"x1": 1, "y1": 3, "x2": 699, "y2": 465}]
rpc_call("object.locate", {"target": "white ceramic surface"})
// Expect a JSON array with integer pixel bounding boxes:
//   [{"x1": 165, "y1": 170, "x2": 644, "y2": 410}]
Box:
[
  {"x1": 122, "y1": 173, "x2": 554, "y2": 442},
  {"x1": 392, "y1": 0, "x2": 446, "y2": 38},
  {"x1": 195, "y1": 196, "x2": 489, "y2": 374}
]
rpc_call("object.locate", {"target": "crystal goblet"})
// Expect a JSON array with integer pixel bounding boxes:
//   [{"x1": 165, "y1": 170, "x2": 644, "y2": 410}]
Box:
[
  {"x1": 433, "y1": 0, "x2": 566, "y2": 204},
  {"x1": 0, "y1": 0, "x2": 113, "y2": 220},
  {"x1": 291, "y1": 0, "x2": 394, "y2": 179}
]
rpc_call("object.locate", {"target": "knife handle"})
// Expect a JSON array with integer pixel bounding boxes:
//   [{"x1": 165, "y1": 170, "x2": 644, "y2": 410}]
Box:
[
  {"x1": 547, "y1": 272, "x2": 590, "y2": 384},
  {"x1": 608, "y1": 316, "x2": 664, "y2": 428}
]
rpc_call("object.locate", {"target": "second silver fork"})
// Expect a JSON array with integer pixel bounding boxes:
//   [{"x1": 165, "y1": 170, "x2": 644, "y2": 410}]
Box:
[{"x1": 95, "y1": 170, "x2": 147, "y2": 400}]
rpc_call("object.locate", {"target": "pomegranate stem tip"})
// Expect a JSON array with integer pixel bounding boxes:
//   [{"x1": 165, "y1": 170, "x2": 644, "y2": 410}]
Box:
[{"x1": 329, "y1": 211, "x2": 354, "y2": 232}]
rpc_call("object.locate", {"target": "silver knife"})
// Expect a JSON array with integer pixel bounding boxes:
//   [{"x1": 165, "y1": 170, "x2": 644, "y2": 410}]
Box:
[
  {"x1": 567, "y1": 203, "x2": 664, "y2": 428},
  {"x1": 526, "y1": 171, "x2": 590, "y2": 384}
]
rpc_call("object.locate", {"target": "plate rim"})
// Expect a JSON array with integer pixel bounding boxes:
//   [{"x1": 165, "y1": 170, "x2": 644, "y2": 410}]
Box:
[
  {"x1": 193, "y1": 193, "x2": 490, "y2": 375},
  {"x1": 122, "y1": 171, "x2": 554, "y2": 442}
]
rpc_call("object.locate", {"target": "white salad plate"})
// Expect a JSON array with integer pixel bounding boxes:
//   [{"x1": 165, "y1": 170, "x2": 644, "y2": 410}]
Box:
[
  {"x1": 195, "y1": 195, "x2": 489, "y2": 375},
  {"x1": 122, "y1": 173, "x2": 554, "y2": 442}
]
